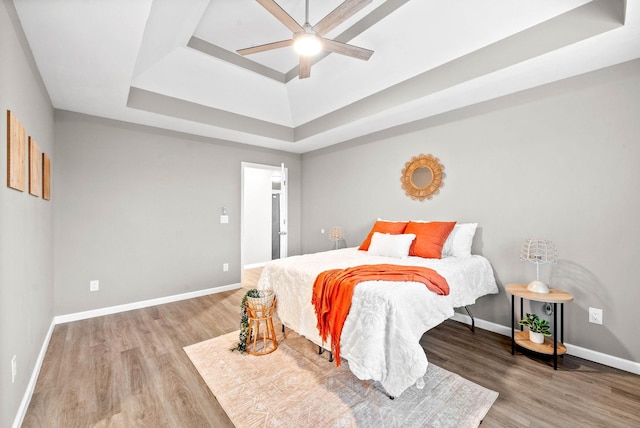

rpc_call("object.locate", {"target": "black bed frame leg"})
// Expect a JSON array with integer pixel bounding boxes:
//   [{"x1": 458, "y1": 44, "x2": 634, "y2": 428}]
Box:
[
  {"x1": 464, "y1": 306, "x2": 475, "y2": 332},
  {"x1": 318, "y1": 346, "x2": 334, "y2": 362},
  {"x1": 282, "y1": 324, "x2": 285, "y2": 333}
]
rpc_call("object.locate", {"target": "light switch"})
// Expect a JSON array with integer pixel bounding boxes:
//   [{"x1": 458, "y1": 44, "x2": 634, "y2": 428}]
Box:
[{"x1": 220, "y1": 215, "x2": 229, "y2": 224}]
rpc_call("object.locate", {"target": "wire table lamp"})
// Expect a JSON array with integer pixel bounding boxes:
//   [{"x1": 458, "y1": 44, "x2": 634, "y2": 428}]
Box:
[
  {"x1": 329, "y1": 226, "x2": 345, "y2": 250},
  {"x1": 520, "y1": 238, "x2": 557, "y2": 293}
]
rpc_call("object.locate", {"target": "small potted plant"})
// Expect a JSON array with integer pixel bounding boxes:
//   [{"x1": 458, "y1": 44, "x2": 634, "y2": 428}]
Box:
[{"x1": 518, "y1": 313, "x2": 551, "y2": 344}]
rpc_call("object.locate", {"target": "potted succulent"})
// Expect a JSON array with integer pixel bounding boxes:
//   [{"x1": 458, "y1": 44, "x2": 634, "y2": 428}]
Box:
[{"x1": 518, "y1": 313, "x2": 551, "y2": 344}]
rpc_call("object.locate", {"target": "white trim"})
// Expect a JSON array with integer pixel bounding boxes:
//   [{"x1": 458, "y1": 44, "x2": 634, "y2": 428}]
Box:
[
  {"x1": 12, "y1": 319, "x2": 56, "y2": 428},
  {"x1": 565, "y1": 343, "x2": 640, "y2": 375},
  {"x1": 55, "y1": 283, "x2": 241, "y2": 324},
  {"x1": 243, "y1": 262, "x2": 267, "y2": 269},
  {"x1": 450, "y1": 312, "x2": 512, "y2": 336},
  {"x1": 450, "y1": 312, "x2": 640, "y2": 375}
]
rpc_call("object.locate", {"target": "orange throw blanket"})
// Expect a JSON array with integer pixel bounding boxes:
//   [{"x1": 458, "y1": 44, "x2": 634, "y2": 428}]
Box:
[{"x1": 311, "y1": 264, "x2": 449, "y2": 365}]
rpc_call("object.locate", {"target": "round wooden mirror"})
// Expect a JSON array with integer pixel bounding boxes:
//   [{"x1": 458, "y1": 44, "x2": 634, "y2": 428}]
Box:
[{"x1": 400, "y1": 154, "x2": 445, "y2": 201}]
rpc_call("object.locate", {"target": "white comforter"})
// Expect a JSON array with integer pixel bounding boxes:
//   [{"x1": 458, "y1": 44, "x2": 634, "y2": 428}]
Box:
[{"x1": 257, "y1": 247, "x2": 498, "y2": 397}]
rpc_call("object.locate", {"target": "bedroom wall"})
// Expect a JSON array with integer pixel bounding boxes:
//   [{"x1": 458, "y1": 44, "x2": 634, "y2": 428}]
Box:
[
  {"x1": 53, "y1": 112, "x2": 301, "y2": 315},
  {"x1": 0, "y1": 0, "x2": 55, "y2": 426},
  {"x1": 301, "y1": 59, "x2": 640, "y2": 365}
]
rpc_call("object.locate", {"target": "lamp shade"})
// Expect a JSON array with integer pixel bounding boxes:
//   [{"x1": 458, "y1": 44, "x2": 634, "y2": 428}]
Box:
[
  {"x1": 520, "y1": 238, "x2": 557, "y2": 293},
  {"x1": 329, "y1": 226, "x2": 344, "y2": 250},
  {"x1": 329, "y1": 226, "x2": 344, "y2": 242}
]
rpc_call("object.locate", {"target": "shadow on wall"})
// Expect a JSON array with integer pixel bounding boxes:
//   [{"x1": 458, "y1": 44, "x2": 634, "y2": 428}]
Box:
[
  {"x1": 550, "y1": 259, "x2": 606, "y2": 307},
  {"x1": 549, "y1": 259, "x2": 635, "y2": 361}
]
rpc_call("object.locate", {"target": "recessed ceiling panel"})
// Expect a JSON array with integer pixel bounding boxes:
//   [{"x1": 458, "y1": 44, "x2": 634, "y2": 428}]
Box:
[
  {"x1": 192, "y1": 0, "x2": 383, "y2": 73},
  {"x1": 12, "y1": 0, "x2": 638, "y2": 153}
]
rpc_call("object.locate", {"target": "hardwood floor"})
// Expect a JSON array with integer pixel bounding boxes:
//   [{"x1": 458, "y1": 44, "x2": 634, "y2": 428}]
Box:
[{"x1": 23, "y1": 267, "x2": 640, "y2": 427}]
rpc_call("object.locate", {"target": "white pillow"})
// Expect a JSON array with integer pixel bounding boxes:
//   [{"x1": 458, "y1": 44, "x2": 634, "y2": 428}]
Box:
[
  {"x1": 367, "y1": 232, "x2": 416, "y2": 259},
  {"x1": 442, "y1": 223, "x2": 478, "y2": 257}
]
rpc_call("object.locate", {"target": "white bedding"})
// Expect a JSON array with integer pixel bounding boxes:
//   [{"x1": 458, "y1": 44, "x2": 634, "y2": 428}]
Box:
[{"x1": 257, "y1": 247, "x2": 499, "y2": 397}]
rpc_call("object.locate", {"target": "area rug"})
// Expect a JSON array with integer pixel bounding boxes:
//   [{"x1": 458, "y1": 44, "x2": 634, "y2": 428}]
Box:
[{"x1": 184, "y1": 331, "x2": 498, "y2": 428}]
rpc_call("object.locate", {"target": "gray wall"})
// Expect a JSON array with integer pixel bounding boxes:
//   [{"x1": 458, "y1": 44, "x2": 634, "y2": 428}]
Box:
[
  {"x1": 301, "y1": 59, "x2": 640, "y2": 364},
  {"x1": 53, "y1": 112, "x2": 301, "y2": 315},
  {"x1": 0, "y1": 0, "x2": 55, "y2": 426}
]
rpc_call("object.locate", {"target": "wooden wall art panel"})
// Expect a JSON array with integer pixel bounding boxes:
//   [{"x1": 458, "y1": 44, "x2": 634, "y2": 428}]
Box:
[
  {"x1": 42, "y1": 153, "x2": 51, "y2": 200},
  {"x1": 7, "y1": 110, "x2": 26, "y2": 191},
  {"x1": 29, "y1": 136, "x2": 41, "y2": 197}
]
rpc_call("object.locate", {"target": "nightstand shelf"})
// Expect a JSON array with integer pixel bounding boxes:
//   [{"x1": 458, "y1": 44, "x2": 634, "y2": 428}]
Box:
[
  {"x1": 506, "y1": 283, "x2": 574, "y2": 369},
  {"x1": 514, "y1": 331, "x2": 567, "y2": 355}
]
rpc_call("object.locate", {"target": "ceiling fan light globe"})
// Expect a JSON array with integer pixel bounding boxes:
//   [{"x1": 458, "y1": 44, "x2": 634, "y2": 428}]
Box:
[{"x1": 294, "y1": 33, "x2": 322, "y2": 56}]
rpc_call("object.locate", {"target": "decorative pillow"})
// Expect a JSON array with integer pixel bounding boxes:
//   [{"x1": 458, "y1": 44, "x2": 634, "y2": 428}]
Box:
[
  {"x1": 367, "y1": 232, "x2": 416, "y2": 258},
  {"x1": 442, "y1": 223, "x2": 478, "y2": 258},
  {"x1": 404, "y1": 221, "x2": 456, "y2": 258},
  {"x1": 358, "y1": 220, "x2": 408, "y2": 251}
]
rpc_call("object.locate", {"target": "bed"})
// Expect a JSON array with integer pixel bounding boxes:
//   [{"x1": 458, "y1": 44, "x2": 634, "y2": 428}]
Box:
[{"x1": 257, "y1": 221, "x2": 499, "y2": 398}]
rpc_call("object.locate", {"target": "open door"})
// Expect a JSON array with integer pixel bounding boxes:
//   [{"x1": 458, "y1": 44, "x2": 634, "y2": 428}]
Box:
[
  {"x1": 278, "y1": 162, "x2": 288, "y2": 259},
  {"x1": 241, "y1": 162, "x2": 288, "y2": 269}
]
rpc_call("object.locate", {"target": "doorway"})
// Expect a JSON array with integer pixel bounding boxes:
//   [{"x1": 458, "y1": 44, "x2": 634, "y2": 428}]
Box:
[
  {"x1": 241, "y1": 162, "x2": 288, "y2": 269},
  {"x1": 271, "y1": 193, "x2": 281, "y2": 260}
]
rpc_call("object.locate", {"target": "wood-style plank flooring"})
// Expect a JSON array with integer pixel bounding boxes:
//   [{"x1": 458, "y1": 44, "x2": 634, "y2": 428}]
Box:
[{"x1": 23, "y1": 268, "x2": 640, "y2": 427}]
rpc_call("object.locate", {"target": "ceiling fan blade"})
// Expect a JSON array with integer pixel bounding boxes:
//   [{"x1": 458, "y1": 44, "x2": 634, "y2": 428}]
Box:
[
  {"x1": 299, "y1": 56, "x2": 312, "y2": 79},
  {"x1": 256, "y1": 0, "x2": 304, "y2": 33},
  {"x1": 237, "y1": 39, "x2": 293, "y2": 56},
  {"x1": 312, "y1": 0, "x2": 372, "y2": 36},
  {"x1": 322, "y1": 39, "x2": 373, "y2": 61}
]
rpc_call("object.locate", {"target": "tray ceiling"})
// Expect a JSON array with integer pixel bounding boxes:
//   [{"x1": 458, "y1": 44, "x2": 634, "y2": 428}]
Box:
[{"x1": 13, "y1": 0, "x2": 640, "y2": 153}]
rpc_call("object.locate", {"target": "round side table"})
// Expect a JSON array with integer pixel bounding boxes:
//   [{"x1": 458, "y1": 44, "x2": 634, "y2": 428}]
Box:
[{"x1": 505, "y1": 283, "x2": 574, "y2": 369}]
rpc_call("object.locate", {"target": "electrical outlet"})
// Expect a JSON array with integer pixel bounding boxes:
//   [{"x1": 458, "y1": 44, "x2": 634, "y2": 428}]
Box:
[
  {"x1": 223, "y1": 263, "x2": 229, "y2": 272},
  {"x1": 11, "y1": 355, "x2": 16, "y2": 383},
  {"x1": 543, "y1": 303, "x2": 553, "y2": 316},
  {"x1": 589, "y1": 307, "x2": 603, "y2": 325},
  {"x1": 90, "y1": 280, "x2": 99, "y2": 292}
]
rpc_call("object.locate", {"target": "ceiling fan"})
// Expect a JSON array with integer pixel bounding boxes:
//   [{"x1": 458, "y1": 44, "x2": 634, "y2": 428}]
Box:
[{"x1": 237, "y1": 0, "x2": 374, "y2": 79}]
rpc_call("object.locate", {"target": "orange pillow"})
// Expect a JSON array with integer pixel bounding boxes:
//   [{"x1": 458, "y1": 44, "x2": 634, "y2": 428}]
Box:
[
  {"x1": 359, "y1": 220, "x2": 408, "y2": 251},
  {"x1": 405, "y1": 221, "x2": 456, "y2": 258}
]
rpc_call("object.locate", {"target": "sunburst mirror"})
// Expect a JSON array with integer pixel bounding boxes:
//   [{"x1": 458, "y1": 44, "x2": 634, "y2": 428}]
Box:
[{"x1": 400, "y1": 154, "x2": 445, "y2": 201}]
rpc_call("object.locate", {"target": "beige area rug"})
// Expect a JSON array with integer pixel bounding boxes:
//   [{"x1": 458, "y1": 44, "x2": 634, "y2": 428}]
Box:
[{"x1": 184, "y1": 331, "x2": 498, "y2": 428}]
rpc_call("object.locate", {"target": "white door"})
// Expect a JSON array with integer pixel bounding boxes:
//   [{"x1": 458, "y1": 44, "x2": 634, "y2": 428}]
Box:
[
  {"x1": 241, "y1": 162, "x2": 288, "y2": 269},
  {"x1": 278, "y1": 162, "x2": 288, "y2": 259}
]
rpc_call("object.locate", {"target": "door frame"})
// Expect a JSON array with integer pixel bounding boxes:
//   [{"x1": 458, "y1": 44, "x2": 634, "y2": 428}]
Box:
[{"x1": 240, "y1": 162, "x2": 288, "y2": 271}]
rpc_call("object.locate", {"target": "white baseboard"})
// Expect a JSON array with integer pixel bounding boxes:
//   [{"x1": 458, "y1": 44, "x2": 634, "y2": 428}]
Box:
[
  {"x1": 450, "y1": 312, "x2": 640, "y2": 375},
  {"x1": 451, "y1": 312, "x2": 512, "y2": 336},
  {"x1": 243, "y1": 262, "x2": 267, "y2": 269},
  {"x1": 55, "y1": 283, "x2": 241, "y2": 324},
  {"x1": 565, "y1": 343, "x2": 640, "y2": 375},
  {"x1": 12, "y1": 319, "x2": 56, "y2": 428}
]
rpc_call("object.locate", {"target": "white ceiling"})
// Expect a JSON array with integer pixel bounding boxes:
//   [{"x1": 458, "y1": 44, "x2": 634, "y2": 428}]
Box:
[{"x1": 13, "y1": 0, "x2": 640, "y2": 154}]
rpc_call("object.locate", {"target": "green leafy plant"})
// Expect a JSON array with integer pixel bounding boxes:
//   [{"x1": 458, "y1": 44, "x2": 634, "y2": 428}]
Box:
[
  {"x1": 232, "y1": 288, "x2": 261, "y2": 353},
  {"x1": 518, "y1": 313, "x2": 552, "y2": 336}
]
